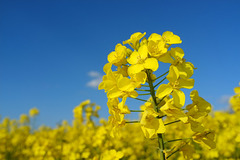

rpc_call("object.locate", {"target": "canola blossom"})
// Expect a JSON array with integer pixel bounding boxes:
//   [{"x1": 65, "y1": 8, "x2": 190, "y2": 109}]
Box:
[
  {"x1": 230, "y1": 83, "x2": 240, "y2": 112},
  {"x1": 99, "y1": 31, "x2": 216, "y2": 159}
]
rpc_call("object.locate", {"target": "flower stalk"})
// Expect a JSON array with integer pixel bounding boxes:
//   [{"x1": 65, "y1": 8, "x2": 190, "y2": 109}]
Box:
[
  {"x1": 146, "y1": 70, "x2": 166, "y2": 160},
  {"x1": 164, "y1": 120, "x2": 181, "y2": 126}
]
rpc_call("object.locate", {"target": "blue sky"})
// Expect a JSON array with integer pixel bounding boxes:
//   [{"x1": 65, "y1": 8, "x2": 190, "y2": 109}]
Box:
[{"x1": 1, "y1": 0, "x2": 240, "y2": 127}]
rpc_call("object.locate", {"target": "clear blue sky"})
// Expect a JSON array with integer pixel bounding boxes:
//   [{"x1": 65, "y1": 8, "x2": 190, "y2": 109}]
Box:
[{"x1": 1, "y1": 0, "x2": 240, "y2": 127}]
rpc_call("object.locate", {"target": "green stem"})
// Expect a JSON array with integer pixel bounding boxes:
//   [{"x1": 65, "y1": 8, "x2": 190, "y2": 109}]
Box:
[
  {"x1": 138, "y1": 93, "x2": 151, "y2": 96},
  {"x1": 157, "y1": 134, "x2": 166, "y2": 160},
  {"x1": 156, "y1": 96, "x2": 167, "y2": 107},
  {"x1": 131, "y1": 97, "x2": 148, "y2": 102},
  {"x1": 157, "y1": 115, "x2": 166, "y2": 119},
  {"x1": 159, "y1": 96, "x2": 167, "y2": 103},
  {"x1": 153, "y1": 71, "x2": 169, "y2": 81},
  {"x1": 125, "y1": 121, "x2": 140, "y2": 123},
  {"x1": 130, "y1": 97, "x2": 147, "y2": 102},
  {"x1": 154, "y1": 77, "x2": 167, "y2": 89},
  {"x1": 164, "y1": 138, "x2": 192, "y2": 144},
  {"x1": 166, "y1": 139, "x2": 191, "y2": 159},
  {"x1": 135, "y1": 89, "x2": 151, "y2": 92},
  {"x1": 141, "y1": 84, "x2": 150, "y2": 87},
  {"x1": 146, "y1": 70, "x2": 166, "y2": 160},
  {"x1": 130, "y1": 110, "x2": 144, "y2": 112},
  {"x1": 166, "y1": 139, "x2": 192, "y2": 159},
  {"x1": 146, "y1": 71, "x2": 158, "y2": 109},
  {"x1": 166, "y1": 148, "x2": 180, "y2": 159},
  {"x1": 164, "y1": 120, "x2": 181, "y2": 126}
]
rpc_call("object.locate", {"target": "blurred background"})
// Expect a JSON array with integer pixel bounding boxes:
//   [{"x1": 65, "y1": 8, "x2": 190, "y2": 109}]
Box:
[{"x1": 1, "y1": 0, "x2": 240, "y2": 127}]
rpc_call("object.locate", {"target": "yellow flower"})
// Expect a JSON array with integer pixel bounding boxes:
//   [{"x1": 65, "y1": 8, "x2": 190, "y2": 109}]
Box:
[
  {"x1": 29, "y1": 107, "x2": 39, "y2": 117},
  {"x1": 158, "y1": 47, "x2": 195, "y2": 79},
  {"x1": 160, "y1": 99, "x2": 188, "y2": 123},
  {"x1": 162, "y1": 31, "x2": 182, "y2": 44},
  {"x1": 107, "y1": 75, "x2": 138, "y2": 99},
  {"x1": 98, "y1": 63, "x2": 118, "y2": 92},
  {"x1": 108, "y1": 43, "x2": 128, "y2": 66},
  {"x1": 140, "y1": 102, "x2": 166, "y2": 138},
  {"x1": 101, "y1": 149, "x2": 124, "y2": 160},
  {"x1": 186, "y1": 90, "x2": 211, "y2": 119},
  {"x1": 193, "y1": 131, "x2": 216, "y2": 149},
  {"x1": 170, "y1": 47, "x2": 195, "y2": 79},
  {"x1": 116, "y1": 65, "x2": 129, "y2": 77},
  {"x1": 108, "y1": 115, "x2": 126, "y2": 137},
  {"x1": 127, "y1": 44, "x2": 158, "y2": 75},
  {"x1": 229, "y1": 83, "x2": 240, "y2": 112},
  {"x1": 73, "y1": 100, "x2": 91, "y2": 126},
  {"x1": 93, "y1": 105, "x2": 101, "y2": 118},
  {"x1": 147, "y1": 33, "x2": 168, "y2": 57},
  {"x1": 123, "y1": 32, "x2": 146, "y2": 50},
  {"x1": 129, "y1": 71, "x2": 147, "y2": 88},
  {"x1": 234, "y1": 82, "x2": 240, "y2": 94},
  {"x1": 156, "y1": 65, "x2": 194, "y2": 107},
  {"x1": 19, "y1": 114, "x2": 30, "y2": 124},
  {"x1": 188, "y1": 116, "x2": 205, "y2": 132},
  {"x1": 180, "y1": 144, "x2": 195, "y2": 160},
  {"x1": 107, "y1": 98, "x2": 129, "y2": 124},
  {"x1": 235, "y1": 134, "x2": 240, "y2": 142}
]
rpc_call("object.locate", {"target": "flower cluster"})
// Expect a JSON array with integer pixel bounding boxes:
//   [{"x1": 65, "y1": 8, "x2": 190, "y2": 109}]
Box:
[
  {"x1": 230, "y1": 83, "x2": 240, "y2": 112},
  {"x1": 99, "y1": 31, "x2": 215, "y2": 159}
]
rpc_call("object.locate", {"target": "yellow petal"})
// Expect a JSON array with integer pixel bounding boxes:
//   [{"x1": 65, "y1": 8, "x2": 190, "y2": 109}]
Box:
[
  {"x1": 167, "y1": 65, "x2": 179, "y2": 82},
  {"x1": 138, "y1": 44, "x2": 148, "y2": 59},
  {"x1": 131, "y1": 71, "x2": 147, "y2": 84},
  {"x1": 158, "y1": 52, "x2": 174, "y2": 63},
  {"x1": 140, "y1": 110, "x2": 165, "y2": 138},
  {"x1": 128, "y1": 64, "x2": 144, "y2": 75},
  {"x1": 118, "y1": 97, "x2": 130, "y2": 114},
  {"x1": 127, "y1": 51, "x2": 139, "y2": 64},
  {"x1": 103, "y1": 63, "x2": 112, "y2": 73},
  {"x1": 107, "y1": 51, "x2": 117, "y2": 63},
  {"x1": 189, "y1": 117, "x2": 205, "y2": 132},
  {"x1": 160, "y1": 99, "x2": 188, "y2": 123},
  {"x1": 115, "y1": 43, "x2": 127, "y2": 55},
  {"x1": 190, "y1": 90, "x2": 199, "y2": 101},
  {"x1": 129, "y1": 90, "x2": 138, "y2": 98},
  {"x1": 107, "y1": 87, "x2": 122, "y2": 98},
  {"x1": 98, "y1": 81, "x2": 105, "y2": 90},
  {"x1": 100, "y1": 79, "x2": 116, "y2": 91},
  {"x1": 202, "y1": 138, "x2": 216, "y2": 149},
  {"x1": 178, "y1": 79, "x2": 194, "y2": 89},
  {"x1": 130, "y1": 32, "x2": 146, "y2": 42},
  {"x1": 172, "y1": 89, "x2": 185, "y2": 108},
  {"x1": 178, "y1": 62, "x2": 194, "y2": 79},
  {"x1": 118, "y1": 77, "x2": 135, "y2": 92},
  {"x1": 156, "y1": 84, "x2": 173, "y2": 99},
  {"x1": 123, "y1": 32, "x2": 146, "y2": 50},
  {"x1": 148, "y1": 33, "x2": 162, "y2": 42},
  {"x1": 156, "y1": 119, "x2": 166, "y2": 134},
  {"x1": 162, "y1": 31, "x2": 182, "y2": 44},
  {"x1": 170, "y1": 47, "x2": 184, "y2": 60},
  {"x1": 144, "y1": 58, "x2": 159, "y2": 71}
]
